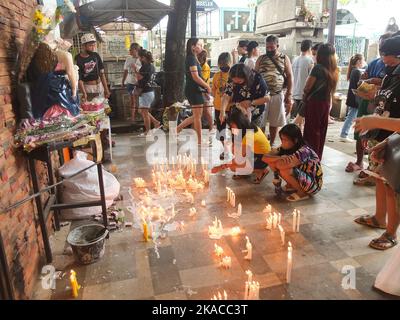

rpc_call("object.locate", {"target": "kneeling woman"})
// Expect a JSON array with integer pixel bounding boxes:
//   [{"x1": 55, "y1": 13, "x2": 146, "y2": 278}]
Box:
[
  {"x1": 212, "y1": 107, "x2": 271, "y2": 183},
  {"x1": 263, "y1": 124, "x2": 323, "y2": 202}
]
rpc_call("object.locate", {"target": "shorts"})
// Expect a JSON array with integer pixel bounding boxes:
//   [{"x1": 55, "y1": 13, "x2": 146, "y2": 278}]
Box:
[
  {"x1": 354, "y1": 99, "x2": 372, "y2": 140},
  {"x1": 203, "y1": 93, "x2": 212, "y2": 106},
  {"x1": 127, "y1": 84, "x2": 136, "y2": 95},
  {"x1": 185, "y1": 87, "x2": 204, "y2": 106},
  {"x1": 84, "y1": 82, "x2": 104, "y2": 101},
  {"x1": 263, "y1": 92, "x2": 287, "y2": 128},
  {"x1": 138, "y1": 91, "x2": 155, "y2": 108},
  {"x1": 254, "y1": 154, "x2": 268, "y2": 170}
]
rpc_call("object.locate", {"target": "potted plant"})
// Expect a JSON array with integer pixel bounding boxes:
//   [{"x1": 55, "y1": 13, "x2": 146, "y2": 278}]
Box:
[{"x1": 297, "y1": 5, "x2": 308, "y2": 22}]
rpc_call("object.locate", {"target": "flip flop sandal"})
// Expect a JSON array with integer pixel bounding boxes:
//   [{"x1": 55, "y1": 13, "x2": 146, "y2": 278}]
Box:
[
  {"x1": 353, "y1": 176, "x2": 376, "y2": 187},
  {"x1": 233, "y1": 174, "x2": 249, "y2": 180},
  {"x1": 345, "y1": 162, "x2": 363, "y2": 173},
  {"x1": 369, "y1": 233, "x2": 398, "y2": 250},
  {"x1": 286, "y1": 193, "x2": 310, "y2": 202},
  {"x1": 354, "y1": 215, "x2": 387, "y2": 229},
  {"x1": 253, "y1": 168, "x2": 270, "y2": 184}
]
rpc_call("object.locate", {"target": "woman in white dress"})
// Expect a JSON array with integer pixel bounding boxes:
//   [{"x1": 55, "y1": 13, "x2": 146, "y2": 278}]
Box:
[
  {"x1": 355, "y1": 115, "x2": 400, "y2": 296},
  {"x1": 244, "y1": 41, "x2": 260, "y2": 70}
]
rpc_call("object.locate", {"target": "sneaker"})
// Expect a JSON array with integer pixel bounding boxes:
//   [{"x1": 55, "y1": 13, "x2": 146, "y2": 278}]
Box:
[{"x1": 340, "y1": 137, "x2": 353, "y2": 143}]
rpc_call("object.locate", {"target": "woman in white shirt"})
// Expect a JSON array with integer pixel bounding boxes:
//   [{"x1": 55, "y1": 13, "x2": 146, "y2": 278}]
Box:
[{"x1": 244, "y1": 41, "x2": 260, "y2": 70}]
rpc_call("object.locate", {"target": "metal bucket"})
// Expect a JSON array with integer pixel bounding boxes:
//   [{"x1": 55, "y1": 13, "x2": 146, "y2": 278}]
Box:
[{"x1": 67, "y1": 224, "x2": 109, "y2": 265}]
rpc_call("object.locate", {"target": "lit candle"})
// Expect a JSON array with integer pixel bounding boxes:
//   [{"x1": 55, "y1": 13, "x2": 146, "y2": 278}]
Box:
[
  {"x1": 221, "y1": 256, "x2": 232, "y2": 269},
  {"x1": 296, "y1": 210, "x2": 301, "y2": 233},
  {"x1": 278, "y1": 213, "x2": 282, "y2": 225},
  {"x1": 224, "y1": 290, "x2": 228, "y2": 300},
  {"x1": 278, "y1": 224, "x2": 285, "y2": 246},
  {"x1": 226, "y1": 187, "x2": 231, "y2": 202},
  {"x1": 244, "y1": 236, "x2": 252, "y2": 261},
  {"x1": 292, "y1": 210, "x2": 300, "y2": 233},
  {"x1": 263, "y1": 204, "x2": 272, "y2": 214},
  {"x1": 237, "y1": 203, "x2": 242, "y2": 217},
  {"x1": 244, "y1": 281, "x2": 249, "y2": 300},
  {"x1": 70, "y1": 270, "x2": 81, "y2": 298},
  {"x1": 230, "y1": 226, "x2": 241, "y2": 236},
  {"x1": 231, "y1": 193, "x2": 236, "y2": 208},
  {"x1": 208, "y1": 217, "x2": 223, "y2": 240},
  {"x1": 201, "y1": 200, "x2": 206, "y2": 207},
  {"x1": 286, "y1": 241, "x2": 293, "y2": 284},
  {"x1": 214, "y1": 244, "x2": 224, "y2": 257},
  {"x1": 189, "y1": 207, "x2": 197, "y2": 217},
  {"x1": 273, "y1": 212, "x2": 278, "y2": 229},
  {"x1": 266, "y1": 215, "x2": 272, "y2": 230},
  {"x1": 134, "y1": 178, "x2": 146, "y2": 188},
  {"x1": 245, "y1": 269, "x2": 253, "y2": 283},
  {"x1": 143, "y1": 219, "x2": 149, "y2": 242}
]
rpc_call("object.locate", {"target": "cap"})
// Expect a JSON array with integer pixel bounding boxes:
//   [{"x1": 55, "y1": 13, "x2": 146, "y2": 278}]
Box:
[
  {"x1": 380, "y1": 35, "x2": 400, "y2": 57},
  {"x1": 81, "y1": 33, "x2": 96, "y2": 45}
]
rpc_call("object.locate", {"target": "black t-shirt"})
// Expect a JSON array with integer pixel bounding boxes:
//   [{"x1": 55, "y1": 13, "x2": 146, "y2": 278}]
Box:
[
  {"x1": 185, "y1": 54, "x2": 203, "y2": 92},
  {"x1": 309, "y1": 64, "x2": 329, "y2": 101},
  {"x1": 75, "y1": 52, "x2": 104, "y2": 82},
  {"x1": 376, "y1": 65, "x2": 400, "y2": 141},
  {"x1": 239, "y1": 55, "x2": 247, "y2": 63},
  {"x1": 346, "y1": 68, "x2": 362, "y2": 108},
  {"x1": 137, "y1": 63, "x2": 155, "y2": 93}
]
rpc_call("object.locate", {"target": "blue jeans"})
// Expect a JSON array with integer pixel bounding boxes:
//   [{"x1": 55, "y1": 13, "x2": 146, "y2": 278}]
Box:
[{"x1": 340, "y1": 106, "x2": 358, "y2": 138}]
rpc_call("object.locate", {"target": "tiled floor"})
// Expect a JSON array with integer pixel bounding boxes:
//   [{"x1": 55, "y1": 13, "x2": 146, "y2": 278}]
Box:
[{"x1": 32, "y1": 129, "x2": 400, "y2": 300}]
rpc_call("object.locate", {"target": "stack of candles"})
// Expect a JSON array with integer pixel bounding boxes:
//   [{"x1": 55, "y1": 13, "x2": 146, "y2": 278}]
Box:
[
  {"x1": 243, "y1": 236, "x2": 253, "y2": 261},
  {"x1": 220, "y1": 256, "x2": 232, "y2": 269},
  {"x1": 266, "y1": 212, "x2": 281, "y2": 230},
  {"x1": 228, "y1": 203, "x2": 242, "y2": 219},
  {"x1": 244, "y1": 270, "x2": 259, "y2": 300},
  {"x1": 230, "y1": 226, "x2": 241, "y2": 236},
  {"x1": 286, "y1": 242, "x2": 293, "y2": 283},
  {"x1": 183, "y1": 191, "x2": 195, "y2": 204},
  {"x1": 208, "y1": 217, "x2": 223, "y2": 240},
  {"x1": 292, "y1": 209, "x2": 301, "y2": 233},
  {"x1": 134, "y1": 178, "x2": 146, "y2": 188},
  {"x1": 211, "y1": 290, "x2": 228, "y2": 300},
  {"x1": 263, "y1": 204, "x2": 272, "y2": 214},
  {"x1": 226, "y1": 187, "x2": 236, "y2": 207},
  {"x1": 189, "y1": 207, "x2": 197, "y2": 217}
]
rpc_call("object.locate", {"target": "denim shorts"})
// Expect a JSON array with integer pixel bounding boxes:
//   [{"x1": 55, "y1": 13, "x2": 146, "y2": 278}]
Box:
[
  {"x1": 139, "y1": 91, "x2": 155, "y2": 108},
  {"x1": 127, "y1": 84, "x2": 136, "y2": 95}
]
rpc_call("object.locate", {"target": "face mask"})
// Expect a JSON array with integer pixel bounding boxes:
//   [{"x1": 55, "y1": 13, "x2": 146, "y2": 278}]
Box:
[
  {"x1": 266, "y1": 50, "x2": 276, "y2": 58},
  {"x1": 220, "y1": 66, "x2": 230, "y2": 73}
]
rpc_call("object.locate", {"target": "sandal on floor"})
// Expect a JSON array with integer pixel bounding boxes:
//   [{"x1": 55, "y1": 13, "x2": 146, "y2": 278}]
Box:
[
  {"x1": 354, "y1": 215, "x2": 387, "y2": 229},
  {"x1": 286, "y1": 193, "x2": 310, "y2": 202},
  {"x1": 233, "y1": 174, "x2": 249, "y2": 180},
  {"x1": 253, "y1": 168, "x2": 270, "y2": 184},
  {"x1": 353, "y1": 175, "x2": 376, "y2": 187},
  {"x1": 345, "y1": 162, "x2": 363, "y2": 173},
  {"x1": 369, "y1": 232, "x2": 398, "y2": 250}
]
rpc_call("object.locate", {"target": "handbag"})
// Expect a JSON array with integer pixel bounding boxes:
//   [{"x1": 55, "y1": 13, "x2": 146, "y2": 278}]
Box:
[{"x1": 382, "y1": 133, "x2": 400, "y2": 193}]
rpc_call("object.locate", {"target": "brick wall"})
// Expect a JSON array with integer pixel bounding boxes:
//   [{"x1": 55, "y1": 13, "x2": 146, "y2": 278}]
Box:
[{"x1": 0, "y1": 0, "x2": 55, "y2": 299}]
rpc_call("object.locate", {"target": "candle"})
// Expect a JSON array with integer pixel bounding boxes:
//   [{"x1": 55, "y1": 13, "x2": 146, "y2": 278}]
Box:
[
  {"x1": 286, "y1": 241, "x2": 293, "y2": 284},
  {"x1": 214, "y1": 244, "x2": 224, "y2": 257},
  {"x1": 201, "y1": 200, "x2": 206, "y2": 207},
  {"x1": 237, "y1": 203, "x2": 242, "y2": 217},
  {"x1": 278, "y1": 224, "x2": 285, "y2": 246},
  {"x1": 218, "y1": 291, "x2": 222, "y2": 300},
  {"x1": 230, "y1": 226, "x2": 241, "y2": 236},
  {"x1": 278, "y1": 213, "x2": 282, "y2": 225},
  {"x1": 221, "y1": 256, "x2": 232, "y2": 269},
  {"x1": 231, "y1": 193, "x2": 236, "y2": 208},
  {"x1": 273, "y1": 212, "x2": 278, "y2": 229},
  {"x1": 244, "y1": 282, "x2": 249, "y2": 300},
  {"x1": 292, "y1": 210, "x2": 301, "y2": 233},
  {"x1": 208, "y1": 217, "x2": 223, "y2": 240},
  {"x1": 226, "y1": 187, "x2": 231, "y2": 202},
  {"x1": 134, "y1": 178, "x2": 146, "y2": 188},
  {"x1": 224, "y1": 290, "x2": 228, "y2": 300},
  {"x1": 143, "y1": 219, "x2": 149, "y2": 242},
  {"x1": 263, "y1": 204, "x2": 272, "y2": 214},
  {"x1": 245, "y1": 270, "x2": 253, "y2": 283},
  {"x1": 266, "y1": 215, "x2": 272, "y2": 230},
  {"x1": 244, "y1": 236, "x2": 252, "y2": 261},
  {"x1": 70, "y1": 270, "x2": 81, "y2": 298},
  {"x1": 189, "y1": 207, "x2": 197, "y2": 217}
]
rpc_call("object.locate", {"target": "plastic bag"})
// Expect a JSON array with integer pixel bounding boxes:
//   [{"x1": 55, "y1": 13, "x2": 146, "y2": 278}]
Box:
[
  {"x1": 43, "y1": 104, "x2": 72, "y2": 120},
  {"x1": 58, "y1": 151, "x2": 120, "y2": 220}
]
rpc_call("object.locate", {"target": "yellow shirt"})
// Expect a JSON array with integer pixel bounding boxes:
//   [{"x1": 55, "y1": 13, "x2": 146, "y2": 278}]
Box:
[
  {"x1": 242, "y1": 127, "x2": 271, "y2": 155},
  {"x1": 211, "y1": 71, "x2": 230, "y2": 110},
  {"x1": 201, "y1": 62, "x2": 211, "y2": 84}
]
